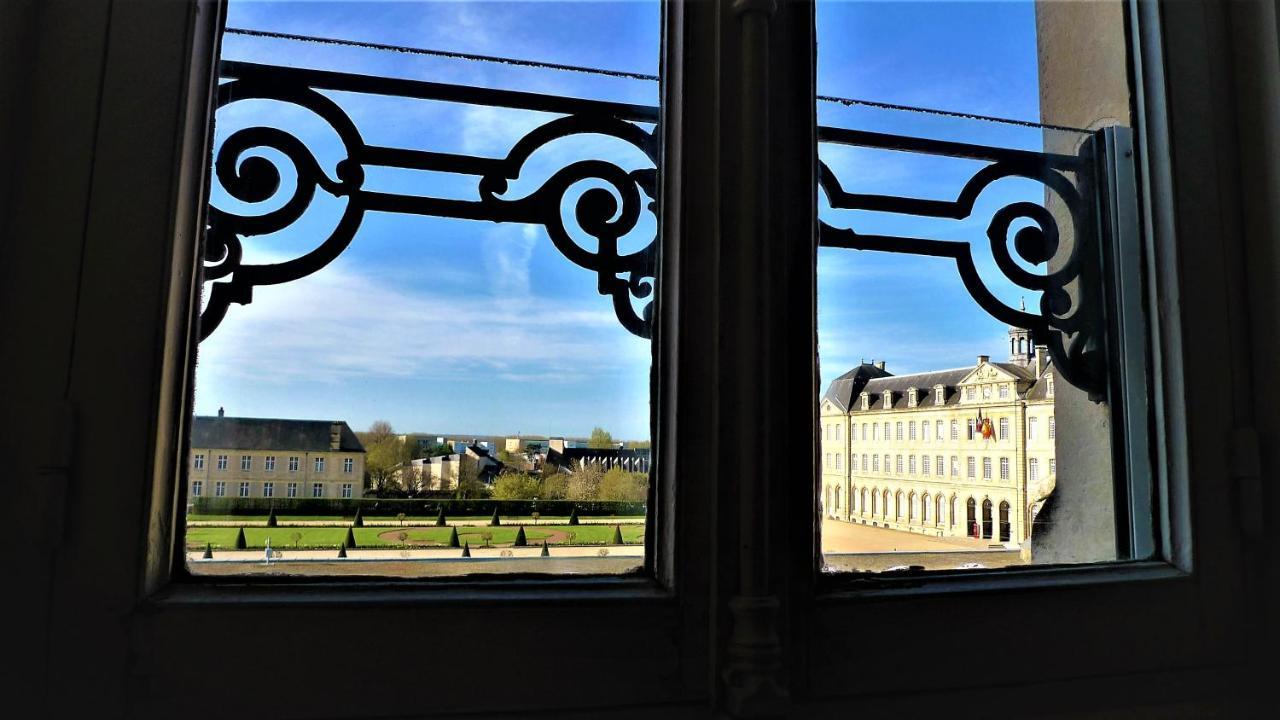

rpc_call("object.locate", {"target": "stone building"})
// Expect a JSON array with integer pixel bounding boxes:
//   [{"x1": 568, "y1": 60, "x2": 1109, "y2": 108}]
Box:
[
  {"x1": 820, "y1": 331, "x2": 1056, "y2": 546},
  {"x1": 188, "y1": 411, "x2": 366, "y2": 501}
]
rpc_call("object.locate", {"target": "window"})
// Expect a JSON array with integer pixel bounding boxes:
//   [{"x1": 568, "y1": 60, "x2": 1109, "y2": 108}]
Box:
[
  {"x1": 191, "y1": 480, "x2": 202, "y2": 496},
  {"x1": 934, "y1": 386, "x2": 944, "y2": 405},
  {"x1": 950, "y1": 456, "x2": 958, "y2": 477},
  {"x1": 999, "y1": 417, "x2": 1009, "y2": 440},
  {"x1": 908, "y1": 455, "x2": 916, "y2": 475},
  {"x1": 216, "y1": 454, "x2": 227, "y2": 471},
  {"x1": 983, "y1": 457, "x2": 992, "y2": 480},
  {"x1": 908, "y1": 421, "x2": 916, "y2": 440},
  {"x1": 936, "y1": 456, "x2": 944, "y2": 477},
  {"x1": 311, "y1": 483, "x2": 324, "y2": 498},
  {"x1": 287, "y1": 482, "x2": 298, "y2": 498},
  {"x1": 922, "y1": 455, "x2": 930, "y2": 475},
  {"x1": 341, "y1": 483, "x2": 353, "y2": 499},
  {"x1": 264, "y1": 455, "x2": 275, "y2": 472},
  {"x1": 966, "y1": 457, "x2": 976, "y2": 478},
  {"x1": 895, "y1": 422, "x2": 903, "y2": 440},
  {"x1": 240, "y1": 455, "x2": 251, "y2": 471},
  {"x1": 982, "y1": 385, "x2": 991, "y2": 399},
  {"x1": 193, "y1": 454, "x2": 204, "y2": 470},
  {"x1": 862, "y1": 453, "x2": 868, "y2": 472},
  {"x1": 851, "y1": 455, "x2": 858, "y2": 472},
  {"x1": 921, "y1": 420, "x2": 930, "y2": 441},
  {"x1": 214, "y1": 481, "x2": 226, "y2": 498},
  {"x1": 1028, "y1": 417, "x2": 1039, "y2": 440},
  {"x1": 965, "y1": 387, "x2": 975, "y2": 400},
  {"x1": 1029, "y1": 458, "x2": 1040, "y2": 483},
  {"x1": 835, "y1": 454, "x2": 842, "y2": 470},
  {"x1": 872, "y1": 423, "x2": 878, "y2": 441},
  {"x1": 238, "y1": 481, "x2": 250, "y2": 498},
  {"x1": 950, "y1": 420, "x2": 958, "y2": 440},
  {"x1": 263, "y1": 482, "x2": 273, "y2": 498},
  {"x1": 1000, "y1": 457, "x2": 1010, "y2": 481},
  {"x1": 936, "y1": 422, "x2": 944, "y2": 441},
  {"x1": 861, "y1": 423, "x2": 867, "y2": 441},
  {"x1": 895, "y1": 455, "x2": 903, "y2": 474},
  {"x1": 1049, "y1": 416, "x2": 1056, "y2": 440},
  {"x1": 1050, "y1": 459, "x2": 1057, "y2": 476},
  {"x1": 836, "y1": 424, "x2": 842, "y2": 441},
  {"x1": 314, "y1": 457, "x2": 325, "y2": 473},
  {"x1": 883, "y1": 422, "x2": 889, "y2": 439},
  {"x1": 872, "y1": 455, "x2": 880, "y2": 472},
  {"x1": 826, "y1": 452, "x2": 832, "y2": 469},
  {"x1": 999, "y1": 384, "x2": 1009, "y2": 399},
  {"x1": 966, "y1": 419, "x2": 975, "y2": 440},
  {"x1": 288, "y1": 456, "x2": 299, "y2": 473}
]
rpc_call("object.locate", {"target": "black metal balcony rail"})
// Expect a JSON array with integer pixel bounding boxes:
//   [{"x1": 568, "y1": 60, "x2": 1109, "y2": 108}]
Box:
[{"x1": 202, "y1": 58, "x2": 1115, "y2": 394}]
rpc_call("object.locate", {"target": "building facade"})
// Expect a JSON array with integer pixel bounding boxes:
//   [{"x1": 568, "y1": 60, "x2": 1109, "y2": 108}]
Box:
[
  {"x1": 820, "y1": 332, "x2": 1056, "y2": 546},
  {"x1": 188, "y1": 412, "x2": 366, "y2": 501}
]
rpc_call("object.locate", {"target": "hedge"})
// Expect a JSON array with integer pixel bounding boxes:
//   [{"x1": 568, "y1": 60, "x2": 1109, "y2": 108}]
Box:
[{"x1": 190, "y1": 497, "x2": 645, "y2": 518}]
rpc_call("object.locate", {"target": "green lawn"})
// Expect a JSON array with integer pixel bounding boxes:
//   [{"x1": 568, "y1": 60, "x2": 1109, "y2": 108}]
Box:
[
  {"x1": 185, "y1": 524, "x2": 645, "y2": 550},
  {"x1": 187, "y1": 514, "x2": 643, "y2": 525}
]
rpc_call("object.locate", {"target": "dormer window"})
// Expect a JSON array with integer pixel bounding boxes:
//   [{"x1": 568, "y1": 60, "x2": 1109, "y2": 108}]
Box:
[
  {"x1": 934, "y1": 385, "x2": 945, "y2": 405},
  {"x1": 908, "y1": 388, "x2": 918, "y2": 407},
  {"x1": 860, "y1": 392, "x2": 869, "y2": 411},
  {"x1": 883, "y1": 390, "x2": 894, "y2": 409}
]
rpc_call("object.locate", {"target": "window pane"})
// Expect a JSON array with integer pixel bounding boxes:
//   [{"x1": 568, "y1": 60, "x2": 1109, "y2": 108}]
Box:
[
  {"x1": 817, "y1": 1, "x2": 1152, "y2": 573},
  {"x1": 184, "y1": 0, "x2": 660, "y2": 578}
]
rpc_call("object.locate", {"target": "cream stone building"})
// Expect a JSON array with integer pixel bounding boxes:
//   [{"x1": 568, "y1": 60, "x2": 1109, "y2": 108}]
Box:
[
  {"x1": 188, "y1": 411, "x2": 366, "y2": 501},
  {"x1": 821, "y1": 329, "x2": 1056, "y2": 546}
]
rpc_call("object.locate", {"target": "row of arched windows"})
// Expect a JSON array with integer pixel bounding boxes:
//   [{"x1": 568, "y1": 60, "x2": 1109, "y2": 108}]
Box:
[{"x1": 839, "y1": 487, "x2": 1015, "y2": 541}]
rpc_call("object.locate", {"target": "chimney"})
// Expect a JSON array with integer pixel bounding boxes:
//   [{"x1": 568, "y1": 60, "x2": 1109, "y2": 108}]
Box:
[
  {"x1": 977, "y1": 355, "x2": 990, "y2": 365},
  {"x1": 1035, "y1": 345, "x2": 1047, "y2": 376},
  {"x1": 330, "y1": 422, "x2": 342, "y2": 450},
  {"x1": 217, "y1": 406, "x2": 224, "y2": 417},
  {"x1": 874, "y1": 360, "x2": 886, "y2": 371}
]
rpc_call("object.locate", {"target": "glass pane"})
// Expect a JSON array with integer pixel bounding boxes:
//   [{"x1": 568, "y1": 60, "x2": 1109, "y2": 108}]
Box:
[
  {"x1": 185, "y1": 1, "x2": 660, "y2": 578},
  {"x1": 816, "y1": 1, "x2": 1151, "y2": 573}
]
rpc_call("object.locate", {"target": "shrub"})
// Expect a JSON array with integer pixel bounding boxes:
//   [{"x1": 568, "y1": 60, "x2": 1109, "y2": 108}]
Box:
[
  {"x1": 353, "y1": 508, "x2": 364, "y2": 527},
  {"x1": 461, "y1": 541, "x2": 471, "y2": 558},
  {"x1": 611, "y1": 525, "x2": 623, "y2": 545},
  {"x1": 337, "y1": 542, "x2": 347, "y2": 558},
  {"x1": 489, "y1": 508, "x2": 501, "y2": 526},
  {"x1": 568, "y1": 506, "x2": 580, "y2": 525},
  {"x1": 266, "y1": 509, "x2": 278, "y2": 527},
  {"x1": 202, "y1": 543, "x2": 213, "y2": 559},
  {"x1": 448, "y1": 527, "x2": 460, "y2": 548},
  {"x1": 435, "y1": 506, "x2": 446, "y2": 526},
  {"x1": 513, "y1": 526, "x2": 527, "y2": 547},
  {"x1": 192, "y1": 497, "x2": 643, "y2": 518},
  {"x1": 345, "y1": 527, "x2": 357, "y2": 549},
  {"x1": 540, "y1": 540, "x2": 550, "y2": 557},
  {"x1": 234, "y1": 527, "x2": 247, "y2": 550}
]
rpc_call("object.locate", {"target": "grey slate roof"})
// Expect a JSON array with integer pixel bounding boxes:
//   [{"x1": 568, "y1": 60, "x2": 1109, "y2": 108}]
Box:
[
  {"x1": 821, "y1": 363, "x2": 895, "y2": 410},
  {"x1": 191, "y1": 416, "x2": 365, "y2": 452},
  {"x1": 825, "y1": 361, "x2": 1042, "y2": 414}
]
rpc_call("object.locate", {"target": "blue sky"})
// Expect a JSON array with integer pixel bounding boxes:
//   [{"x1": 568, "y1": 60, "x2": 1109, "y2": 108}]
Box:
[{"x1": 195, "y1": 1, "x2": 1070, "y2": 440}]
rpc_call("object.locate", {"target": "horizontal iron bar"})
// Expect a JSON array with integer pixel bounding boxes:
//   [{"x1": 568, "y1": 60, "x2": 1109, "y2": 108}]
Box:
[
  {"x1": 358, "y1": 145, "x2": 507, "y2": 175},
  {"x1": 817, "y1": 126, "x2": 1085, "y2": 169},
  {"x1": 220, "y1": 60, "x2": 661, "y2": 124}
]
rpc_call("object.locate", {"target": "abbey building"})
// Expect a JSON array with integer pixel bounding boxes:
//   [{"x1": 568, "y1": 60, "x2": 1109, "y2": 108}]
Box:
[{"x1": 820, "y1": 328, "x2": 1057, "y2": 547}]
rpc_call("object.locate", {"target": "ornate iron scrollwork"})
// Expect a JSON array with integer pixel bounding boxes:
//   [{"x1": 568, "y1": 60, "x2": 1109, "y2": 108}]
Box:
[
  {"x1": 202, "y1": 61, "x2": 659, "y2": 341},
  {"x1": 817, "y1": 126, "x2": 1107, "y2": 395}
]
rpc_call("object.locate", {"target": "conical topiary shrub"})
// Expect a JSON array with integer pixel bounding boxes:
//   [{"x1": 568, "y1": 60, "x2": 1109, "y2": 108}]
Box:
[
  {"x1": 568, "y1": 506, "x2": 580, "y2": 525},
  {"x1": 611, "y1": 525, "x2": 624, "y2": 545},
  {"x1": 266, "y1": 508, "x2": 278, "y2": 527},
  {"x1": 202, "y1": 543, "x2": 213, "y2": 559},
  {"x1": 337, "y1": 542, "x2": 347, "y2": 558},
  {"x1": 353, "y1": 508, "x2": 364, "y2": 527},
  {"x1": 235, "y1": 527, "x2": 247, "y2": 550},
  {"x1": 489, "y1": 508, "x2": 501, "y2": 526},
  {"x1": 448, "y1": 527, "x2": 460, "y2": 548},
  {"x1": 540, "y1": 540, "x2": 550, "y2": 557},
  {"x1": 345, "y1": 527, "x2": 357, "y2": 549},
  {"x1": 461, "y1": 541, "x2": 471, "y2": 558},
  {"x1": 435, "y1": 506, "x2": 446, "y2": 527},
  {"x1": 513, "y1": 525, "x2": 527, "y2": 547}
]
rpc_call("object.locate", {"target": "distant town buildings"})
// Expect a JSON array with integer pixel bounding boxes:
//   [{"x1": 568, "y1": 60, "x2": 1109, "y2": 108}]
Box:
[
  {"x1": 820, "y1": 328, "x2": 1056, "y2": 546},
  {"x1": 188, "y1": 410, "x2": 366, "y2": 500}
]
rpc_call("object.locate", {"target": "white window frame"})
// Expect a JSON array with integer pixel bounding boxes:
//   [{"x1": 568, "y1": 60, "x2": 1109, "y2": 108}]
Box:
[
  {"x1": 240, "y1": 454, "x2": 251, "y2": 471},
  {"x1": 193, "y1": 454, "x2": 204, "y2": 470},
  {"x1": 214, "y1": 481, "x2": 226, "y2": 498},
  {"x1": 311, "y1": 483, "x2": 324, "y2": 498},
  {"x1": 216, "y1": 454, "x2": 227, "y2": 471},
  {"x1": 191, "y1": 480, "x2": 202, "y2": 496},
  {"x1": 264, "y1": 455, "x2": 275, "y2": 472},
  {"x1": 28, "y1": 1, "x2": 1263, "y2": 715},
  {"x1": 287, "y1": 482, "x2": 298, "y2": 499},
  {"x1": 263, "y1": 481, "x2": 273, "y2": 498},
  {"x1": 288, "y1": 456, "x2": 299, "y2": 473},
  {"x1": 314, "y1": 456, "x2": 325, "y2": 473}
]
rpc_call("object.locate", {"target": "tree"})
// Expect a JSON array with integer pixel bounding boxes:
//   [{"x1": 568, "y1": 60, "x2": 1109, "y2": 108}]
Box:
[
  {"x1": 492, "y1": 471, "x2": 541, "y2": 500},
  {"x1": 202, "y1": 543, "x2": 213, "y2": 559},
  {"x1": 396, "y1": 512, "x2": 406, "y2": 526},
  {"x1": 539, "y1": 471, "x2": 569, "y2": 500},
  {"x1": 337, "y1": 542, "x2": 347, "y2": 558},
  {"x1": 345, "y1": 527, "x2": 357, "y2": 549},
  {"x1": 566, "y1": 460, "x2": 604, "y2": 501},
  {"x1": 513, "y1": 526, "x2": 527, "y2": 547},
  {"x1": 448, "y1": 527, "x2": 460, "y2": 548},
  {"x1": 453, "y1": 460, "x2": 489, "y2": 499},
  {"x1": 435, "y1": 506, "x2": 447, "y2": 526},
  {"x1": 588, "y1": 426, "x2": 615, "y2": 449},
  {"x1": 489, "y1": 508, "x2": 501, "y2": 526},
  {"x1": 611, "y1": 525, "x2": 624, "y2": 545},
  {"x1": 353, "y1": 508, "x2": 364, "y2": 527},
  {"x1": 234, "y1": 527, "x2": 247, "y2": 550},
  {"x1": 461, "y1": 541, "x2": 471, "y2": 558},
  {"x1": 266, "y1": 508, "x2": 277, "y2": 527},
  {"x1": 568, "y1": 506, "x2": 580, "y2": 525},
  {"x1": 540, "y1": 540, "x2": 550, "y2": 557},
  {"x1": 599, "y1": 468, "x2": 649, "y2": 502},
  {"x1": 360, "y1": 421, "x2": 412, "y2": 495},
  {"x1": 290, "y1": 531, "x2": 303, "y2": 548}
]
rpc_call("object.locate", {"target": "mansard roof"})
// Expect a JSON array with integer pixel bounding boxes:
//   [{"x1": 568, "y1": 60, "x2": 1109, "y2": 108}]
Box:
[
  {"x1": 191, "y1": 416, "x2": 365, "y2": 453},
  {"x1": 821, "y1": 362, "x2": 895, "y2": 411},
  {"x1": 1024, "y1": 359, "x2": 1057, "y2": 401},
  {"x1": 848, "y1": 367, "x2": 975, "y2": 413}
]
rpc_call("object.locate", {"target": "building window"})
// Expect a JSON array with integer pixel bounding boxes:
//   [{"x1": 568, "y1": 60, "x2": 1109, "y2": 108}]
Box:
[
  {"x1": 895, "y1": 422, "x2": 903, "y2": 440},
  {"x1": 922, "y1": 455, "x2": 930, "y2": 475},
  {"x1": 240, "y1": 455, "x2": 251, "y2": 471},
  {"x1": 982, "y1": 385, "x2": 991, "y2": 399},
  {"x1": 882, "y1": 454, "x2": 890, "y2": 474},
  {"x1": 287, "y1": 482, "x2": 298, "y2": 498},
  {"x1": 835, "y1": 454, "x2": 842, "y2": 470},
  {"x1": 216, "y1": 454, "x2": 227, "y2": 471},
  {"x1": 1000, "y1": 457, "x2": 1010, "y2": 480},
  {"x1": 934, "y1": 386, "x2": 945, "y2": 405},
  {"x1": 214, "y1": 481, "x2": 226, "y2": 497},
  {"x1": 836, "y1": 424, "x2": 841, "y2": 441},
  {"x1": 983, "y1": 457, "x2": 992, "y2": 479},
  {"x1": 312, "y1": 483, "x2": 324, "y2": 498},
  {"x1": 1029, "y1": 458, "x2": 1040, "y2": 483},
  {"x1": 314, "y1": 457, "x2": 325, "y2": 473},
  {"x1": 999, "y1": 417, "x2": 1009, "y2": 440},
  {"x1": 965, "y1": 387, "x2": 975, "y2": 400},
  {"x1": 265, "y1": 455, "x2": 276, "y2": 472},
  {"x1": 922, "y1": 420, "x2": 930, "y2": 441},
  {"x1": 966, "y1": 419, "x2": 975, "y2": 440},
  {"x1": 872, "y1": 455, "x2": 880, "y2": 472},
  {"x1": 871, "y1": 424, "x2": 878, "y2": 441},
  {"x1": 967, "y1": 457, "x2": 976, "y2": 478},
  {"x1": 936, "y1": 455, "x2": 944, "y2": 477},
  {"x1": 861, "y1": 423, "x2": 867, "y2": 441},
  {"x1": 342, "y1": 483, "x2": 353, "y2": 499},
  {"x1": 1028, "y1": 417, "x2": 1039, "y2": 440},
  {"x1": 908, "y1": 421, "x2": 916, "y2": 440},
  {"x1": 826, "y1": 452, "x2": 832, "y2": 470},
  {"x1": 936, "y1": 423, "x2": 944, "y2": 441},
  {"x1": 950, "y1": 420, "x2": 958, "y2": 440},
  {"x1": 191, "y1": 480, "x2": 203, "y2": 496},
  {"x1": 263, "y1": 482, "x2": 274, "y2": 498},
  {"x1": 909, "y1": 455, "x2": 917, "y2": 475},
  {"x1": 862, "y1": 453, "x2": 868, "y2": 472},
  {"x1": 851, "y1": 455, "x2": 858, "y2": 472},
  {"x1": 238, "y1": 481, "x2": 250, "y2": 497},
  {"x1": 999, "y1": 384, "x2": 1009, "y2": 399},
  {"x1": 1050, "y1": 459, "x2": 1057, "y2": 476},
  {"x1": 883, "y1": 422, "x2": 889, "y2": 439},
  {"x1": 1049, "y1": 416, "x2": 1056, "y2": 439},
  {"x1": 895, "y1": 455, "x2": 903, "y2": 474},
  {"x1": 193, "y1": 454, "x2": 204, "y2": 470},
  {"x1": 950, "y1": 456, "x2": 959, "y2": 476},
  {"x1": 288, "y1": 456, "x2": 299, "y2": 472}
]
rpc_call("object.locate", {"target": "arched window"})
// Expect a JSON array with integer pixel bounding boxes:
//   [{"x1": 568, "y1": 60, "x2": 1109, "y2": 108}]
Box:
[
  {"x1": 882, "y1": 489, "x2": 890, "y2": 518},
  {"x1": 936, "y1": 495, "x2": 945, "y2": 527},
  {"x1": 834, "y1": 486, "x2": 841, "y2": 511},
  {"x1": 999, "y1": 501, "x2": 1012, "y2": 542},
  {"x1": 870, "y1": 489, "x2": 877, "y2": 516},
  {"x1": 908, "y1": 492, "x2": 916, "y2": 521},
  {"x1": 921, "y1": 493, "x2": 929, "y2": 523},
  {"x1": 966, "y1": 498, "x2": 977, "y2": 537},
  {"x1": 982, "y1": 499, "x2": 994, "y2": 539},
  {"x1": 894, "y1": 491, "x2": 903, "y2": 520},
  {"x1": 950, "y1": 496, "x2": 958, "y2": 527},
  {"x1": 860, "y1": 488, "x2": 868, "y2": 515}
]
